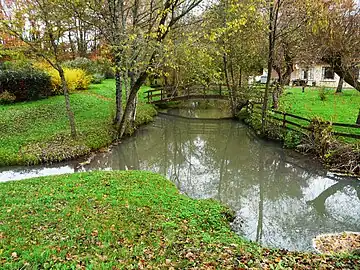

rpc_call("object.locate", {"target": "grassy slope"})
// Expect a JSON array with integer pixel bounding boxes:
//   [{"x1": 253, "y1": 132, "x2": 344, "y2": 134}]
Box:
[
  {"x1": 0, "y1": 171, "x2": 358, "y2": 269},
  {"x1": 279, "y1": 87, "x2": 360, "y2": 136},
  {"x1": 0, "y1": 80, "x2": 157, "y2": 166}
]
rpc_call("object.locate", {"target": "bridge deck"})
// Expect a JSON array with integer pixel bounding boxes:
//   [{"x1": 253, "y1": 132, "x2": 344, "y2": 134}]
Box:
[
  {"x1": 149, "y1": 94, "x2": 229, "y2": 104},
  {"x1": 145, "y1": 85, "x2": 231, "y2": 104}
]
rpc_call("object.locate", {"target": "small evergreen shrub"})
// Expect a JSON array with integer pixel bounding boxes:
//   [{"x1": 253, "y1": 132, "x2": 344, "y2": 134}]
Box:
[
  {"x1": 0, "y1": 91, "x2": 16, "y2": 104},
  {"x1": 91, "y1": 73, "x2": 105, "y2": 84},
  {"x1": 318, "y1": 87, "x2": 328, "y2": 101},
  {"x1": 0, "y1": 67, "x2": 53, "y2": 101}
]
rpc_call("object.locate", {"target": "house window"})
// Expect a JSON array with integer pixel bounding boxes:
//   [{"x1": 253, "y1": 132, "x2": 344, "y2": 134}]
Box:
[
  {"x1": 301, "y1": 68, "x2": 314, "y2": 80},
  {"x1": 322, "y1": 67, "x2": 335, "y2": 80}
]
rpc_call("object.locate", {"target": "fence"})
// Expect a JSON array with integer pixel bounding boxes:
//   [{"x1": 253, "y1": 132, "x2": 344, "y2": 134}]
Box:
[{"x1": 250, "y1": 104, "x2": 360, "y2": 140}]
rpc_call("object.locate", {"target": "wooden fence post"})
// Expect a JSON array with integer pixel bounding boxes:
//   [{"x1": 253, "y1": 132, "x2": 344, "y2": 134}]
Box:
[{"x1": 283, "y1": 113, "x2": 286, "y2": 128}]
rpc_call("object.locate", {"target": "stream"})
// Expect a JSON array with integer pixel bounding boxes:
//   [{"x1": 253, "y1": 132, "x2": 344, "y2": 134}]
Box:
[{"x1": 1, "y1": 101, "x2": 359, "y2": 251}]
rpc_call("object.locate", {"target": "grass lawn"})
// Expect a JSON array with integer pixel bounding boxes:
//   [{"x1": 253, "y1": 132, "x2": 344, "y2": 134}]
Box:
[
  {"x1": 279, "y1": 87, "x2": 360, "y2": 139},
  {"x1": 280, "y1": 87, "x2": 360, "y2": 123},
  {"x1": 0, "y1": 80, "x2": 157, "y2": 166},
  {"x1": 0, "y1": 171, "x2": 359, "y2": 269}
]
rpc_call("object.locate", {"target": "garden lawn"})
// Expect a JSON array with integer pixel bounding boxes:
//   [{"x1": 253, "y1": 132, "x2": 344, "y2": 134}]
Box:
[
  {"x1": 0, "y1": 80, "x2": 157, "y2": 166},
  {"x1": 0, "y1": 171, "x2": 359, "y2": 269},
  {"x1": 279, "y1": 87, "x2": 360, "y2": 137}
]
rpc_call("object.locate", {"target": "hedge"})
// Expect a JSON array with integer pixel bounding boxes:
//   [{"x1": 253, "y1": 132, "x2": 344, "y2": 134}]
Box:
[{"x1": 0, "y1": 67, "x2": 53, "y2": 102}]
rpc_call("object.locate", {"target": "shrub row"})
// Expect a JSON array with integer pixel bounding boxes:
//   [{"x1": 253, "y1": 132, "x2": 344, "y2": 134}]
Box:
[
  {"x1": 63, "y1": 57, "x2": 115, "y2": 84},
  {"x1": 0, "y1": 67, "x2": 53, "y2": 103},
  {"x1": 0, "y1": 58, "x2": 112, "y2": 103}
]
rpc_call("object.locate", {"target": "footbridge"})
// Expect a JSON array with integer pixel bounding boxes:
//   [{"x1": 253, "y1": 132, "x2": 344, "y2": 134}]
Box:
[{"x1": 145, "y1": 85, "x2": 231, "y2": 104}]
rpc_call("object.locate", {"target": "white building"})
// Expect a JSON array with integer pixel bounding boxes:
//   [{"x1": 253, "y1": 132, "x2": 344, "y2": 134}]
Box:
[
  {"x1": 290, "y1": 64, "x2": 357, "y2": 88},
  {"x1": 260, "y1": 64, "x2": 360, "y2": 88}
]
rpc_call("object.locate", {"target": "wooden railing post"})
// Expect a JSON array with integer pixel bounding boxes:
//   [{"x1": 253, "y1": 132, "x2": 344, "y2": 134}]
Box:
[
  {"x1": 283, "y1": 113, "x2": 286, "y2": 128},
  {"x1": 160, "y1": 88, "x2": 163, "y2": 101},
  {"x1": 219, "y1": 84, "x2": 222, "y2": 96}
]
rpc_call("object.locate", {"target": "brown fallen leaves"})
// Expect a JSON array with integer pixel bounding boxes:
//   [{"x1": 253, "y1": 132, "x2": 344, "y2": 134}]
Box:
[{"x1": 313, "y1": 232, "x2": 360, "y2": 254}]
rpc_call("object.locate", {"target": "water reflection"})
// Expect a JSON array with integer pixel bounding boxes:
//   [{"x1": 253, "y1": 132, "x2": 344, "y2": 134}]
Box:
[
  {"x1": 0, "y1": 113, "x2": 359, "y2": 251},
  {"x1": 81, "y1": 115, "x2": 360, "y2": 251}
]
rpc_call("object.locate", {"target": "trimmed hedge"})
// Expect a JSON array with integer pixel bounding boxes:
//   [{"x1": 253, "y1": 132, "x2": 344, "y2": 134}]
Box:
[{"x1": 0, "y1": 68, "x2": 53, "y2": 102}]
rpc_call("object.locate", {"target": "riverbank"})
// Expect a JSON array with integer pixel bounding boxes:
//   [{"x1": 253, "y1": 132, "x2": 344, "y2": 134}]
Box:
[
  {"x1": 243, "y1": 87, "x2": 360, "y2": 176},
  {"x1": 0, "y1": 171, "x2": 358, "y2": 269},
  {"x1": 0, "y1": 80, "x2": 157, "y2": 166}
]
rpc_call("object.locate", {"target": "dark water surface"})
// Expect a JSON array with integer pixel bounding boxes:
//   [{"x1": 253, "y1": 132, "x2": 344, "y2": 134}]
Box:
[{"x1": 1, "y1": 105, "x2": 359, "y2": 251}]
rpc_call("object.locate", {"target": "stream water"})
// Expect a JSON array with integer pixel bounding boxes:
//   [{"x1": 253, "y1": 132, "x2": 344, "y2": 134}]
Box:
[{"x1": 1, "y1": 102, "x2": 359, "y2": 251}]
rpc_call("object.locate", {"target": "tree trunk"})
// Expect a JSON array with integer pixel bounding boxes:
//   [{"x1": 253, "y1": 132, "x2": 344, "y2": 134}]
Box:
[
  {"x1": 262, "y1": 5, "x2": 275, "y2": 133},
  {"x1": 129, "y1": 72, "x2": 137, "y2": 129},
  {"x1": 272, "y1": 83, "x2": 279, "y2": 110},
  {"x1": 283, "y1": 49, "x2": 294, "y2": 86},
  {"x1": 58, "y1": 67, "x2": 77, "y2": 138},
  {"x1": 223, "y1": 54, "x2": 236, "y2": 116},
  {"x1": 322, "y1": 55, "x2": 360, "y2": 91},
  {"x1": 118, "y1": 71, "x2": 148, "y2": 138},
  {"x1": 114, "y1": 66, "x2": 123, "y2": 126},
  {"x1": 336, "y1": 76, "x2": 344, "y2": 93},
  {"x1": 357, "y1": 109, "x2": 360, "y2": 125}
]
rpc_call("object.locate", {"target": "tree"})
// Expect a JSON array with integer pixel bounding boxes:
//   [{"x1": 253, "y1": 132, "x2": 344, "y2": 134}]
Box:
[
  {"x1": 70, "y1": 0, "x2": 204, "y2": 137},
  {"x1": 336, "y1": 75, "x2": 344, "y2": 93},
  {"x1": 1, "y1": 0, "x2": 78, "y2": 138},
  {"x1": 115, "y1": 0, "x2": 204, "y2": 138},
  {"x1": 305, "y1": 0, "x2": 360, "y2": 91},
  {"x1": 203, "y1": 0, "x2": 266, "y2": 116},
  {"x1": 261, "y1": 0, "x2": 281, "y2": 133}
]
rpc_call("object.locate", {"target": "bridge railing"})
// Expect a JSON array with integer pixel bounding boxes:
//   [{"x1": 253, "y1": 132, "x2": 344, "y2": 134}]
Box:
[{"x1": 144, "y1": 84, "x2": 233, "y2": 103}]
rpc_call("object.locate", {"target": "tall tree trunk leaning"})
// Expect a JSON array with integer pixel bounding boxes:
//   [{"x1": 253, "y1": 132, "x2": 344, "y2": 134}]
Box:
[
  {"x1": 118, "y1": 71, "x2": 149, "y2": 138},
  {"x1": 272, "y1": 82, "x2": 280, "y2": 110},
  {"x1": 262, "y1": 1, "x2": 277, "y2": 134},
  {"x1": 129, "y1": 71, "x2": 137, "y2": 130},
  {"x1": 114, "y1": 54, "x2": 123, "y2": 126},
  {"x1": 58, "y1": 66, "x2": 77, "y2": 138},
  {"x1": 223, "y1": 54, "x2": 237, "y2": 116},
  {"x1": 336, "y1": 75, "x2": 344, "y2": 93},
  {"x1": 322, "y1": 54, "x2": 360, "y2": 92}
]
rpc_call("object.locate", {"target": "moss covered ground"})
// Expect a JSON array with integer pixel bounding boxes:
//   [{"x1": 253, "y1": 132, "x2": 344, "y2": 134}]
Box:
[
  {"x1": 0, "y1": 80, "x2": 157, "y2": 166},
  {"x1": 0, "y1": 171, "x2": 359, "y2": 269}
]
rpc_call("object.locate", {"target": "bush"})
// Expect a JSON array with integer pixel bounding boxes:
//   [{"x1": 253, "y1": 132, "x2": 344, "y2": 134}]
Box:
[
  {"x1": 91, "y1": 73, "x2": 105, "y2": 84},
  {"x1": 63, "y1": 57, "x2": 115, "y2": 79},
  {"x1": 0, "y1": 91, "x2": 16, "y2": 104},
  {"x1": 63, "y1": 57, "x2": 93, "y2": 73},
  {"x1": 47, "y1": 68, "x2": 91, "y2": 93},
  {"x1": 0, "y1": 67, "x2": 53, "y2": 102},
  {"x1": 318, "y1": 87, "x2": 328, "y2": 101},
  {"x1": 284, "y1": 130, "x2": 302, "y2": 148}
]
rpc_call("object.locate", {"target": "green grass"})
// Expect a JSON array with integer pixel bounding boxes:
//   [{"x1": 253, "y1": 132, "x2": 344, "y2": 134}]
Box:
[
  {"x1": 279, "y1": 87, "x2": 360, "y2": 137},
  {"x1": 280, "y1": 87, "x2": 360, "y2": 123},
  {"x1": 0, "y1": 171, "x2": 358, "y2": 269},
  {"x1": 0, "y1": 80, "x2": 157, "y2": 166}
]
